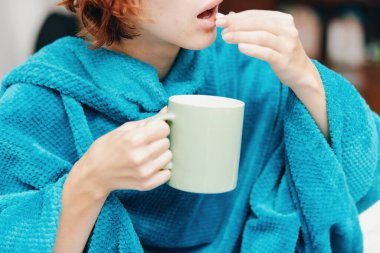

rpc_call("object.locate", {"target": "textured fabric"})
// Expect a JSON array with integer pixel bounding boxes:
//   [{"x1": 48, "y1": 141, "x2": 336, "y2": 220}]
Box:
[{"x1": 0, "y1": 28, "x2": 379, "y2": 252}]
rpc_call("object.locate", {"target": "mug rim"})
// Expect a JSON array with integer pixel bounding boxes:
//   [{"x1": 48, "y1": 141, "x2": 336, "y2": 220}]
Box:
[{"x1": 169, "y1": 95, "x2": 245, "y2": 108}]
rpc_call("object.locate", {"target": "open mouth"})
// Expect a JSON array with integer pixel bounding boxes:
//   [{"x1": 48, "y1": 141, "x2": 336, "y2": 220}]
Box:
[{"x1": 197, "y1": 5, "x2": 217, "y2": 20}]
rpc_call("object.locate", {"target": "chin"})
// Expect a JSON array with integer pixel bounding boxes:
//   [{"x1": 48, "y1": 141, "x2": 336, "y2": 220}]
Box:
[{"x1": 181, "y1": 29, "x2": 217, "y2": 50}]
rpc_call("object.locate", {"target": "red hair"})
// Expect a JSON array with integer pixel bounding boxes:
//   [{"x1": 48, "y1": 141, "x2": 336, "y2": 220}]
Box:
[{"x1": 59, "y1": 0, "x2": 145, "y2": 49}]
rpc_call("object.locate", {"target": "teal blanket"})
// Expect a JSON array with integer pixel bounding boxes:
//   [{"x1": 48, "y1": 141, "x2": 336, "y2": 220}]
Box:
[{"x1": 0, "y1": 29, "x2": 379, "y2": 252}]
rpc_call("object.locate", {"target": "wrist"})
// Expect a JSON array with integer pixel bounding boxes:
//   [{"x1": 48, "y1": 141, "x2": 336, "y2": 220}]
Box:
[
  {"x1": 291, "y1": 59, "x2": 323, "y2": 94},
  {"x1": 67, "y1": 158, "x2": 110, "y2": 202}
]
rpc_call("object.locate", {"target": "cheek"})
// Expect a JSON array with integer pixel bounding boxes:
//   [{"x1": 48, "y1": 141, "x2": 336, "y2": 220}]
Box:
[{"x1": 159, "y1": 16, "x2": 191, "y2": 40}]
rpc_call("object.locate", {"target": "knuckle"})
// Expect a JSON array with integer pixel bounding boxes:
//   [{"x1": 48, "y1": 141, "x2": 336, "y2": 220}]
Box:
[
  {"x1": 289, "y1": 43, "x2": 297, "y2": 53},
  {"x1": 163, "y1": 170, "x2": 172, "y2": 181},
  {"x1": 166, "y1": 149, "x2": 173, "y2": 159},
  {"x1": 129, "y1": 152, "x2": 146, "y2": 166},
  {"x1": 127, "y1": 134, "x2": 144, "y2": 147},
  {"x1": 289, "y1": 28, "x2": 299, "y2": 39},
  {"x1": 162, "y1": 137, "x2": 171, "y2": 149},
  {"x1": 230, "y1": 33, "x2": 236, "y2": 41},
  {"x1": 135, "y1": 167, "x2": 150, "y2": 180},
  {"x1": 159, "y1": 121, "x2": 171, "y2": 136},
  {"x1": 120, "y1": 121, "x2": 136, "y2": 133},
  {"x1": 285, "y1": 13, "x2": 294, "y2": 24},
  {"x1": 285, "y1": 42, "x2": 296, "y2": 54},
  {"x1": 259, "y1": 32, "x2": 269, "y2": 44}
]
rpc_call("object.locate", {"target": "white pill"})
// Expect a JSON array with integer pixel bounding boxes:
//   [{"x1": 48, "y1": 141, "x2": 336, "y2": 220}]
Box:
[{"x1": 216, "y1": 13, "x2": 225, "y2": 19}]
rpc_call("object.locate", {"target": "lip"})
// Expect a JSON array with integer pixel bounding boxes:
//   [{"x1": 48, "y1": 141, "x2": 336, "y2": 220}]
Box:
[
  {"x1": 197, "y1": 0, "x2": 224, "y2": 17},
  {"x1": 196, "y1": 0, "x2": 223, "y2": 29}
]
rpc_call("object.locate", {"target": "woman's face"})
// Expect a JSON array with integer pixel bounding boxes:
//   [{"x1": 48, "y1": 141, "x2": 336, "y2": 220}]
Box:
[{"x1": 137, "y1": 0, "x2": 223, "y2": 50}]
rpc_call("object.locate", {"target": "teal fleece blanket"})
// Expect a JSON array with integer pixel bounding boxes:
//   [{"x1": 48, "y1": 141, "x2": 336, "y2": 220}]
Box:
[{"x1": 0, "y1": 29, "x2": 379, "y2": 252}]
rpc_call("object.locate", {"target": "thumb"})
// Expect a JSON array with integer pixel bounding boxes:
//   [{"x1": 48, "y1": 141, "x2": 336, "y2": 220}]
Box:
[
  {"x1": 131, "y1": 106, "x2": 169, "y2": 128},
  {"x1": 118, "y1": 106, "x2": 169, "y2": 132},
  {"x1": 159, "y1": 106, "x2": 169, "y2": 114}
]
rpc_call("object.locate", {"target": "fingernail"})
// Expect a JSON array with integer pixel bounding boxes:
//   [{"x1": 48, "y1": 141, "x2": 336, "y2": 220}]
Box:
[
  {"x1": 216, "y1": 13, "x2": 225, "y2": 19},
  {"x1": 215, "y1": 18, "x2": 227, "y2": 27}
]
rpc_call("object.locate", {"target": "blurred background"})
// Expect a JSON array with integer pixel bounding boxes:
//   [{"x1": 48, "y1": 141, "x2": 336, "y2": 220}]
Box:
[
  {"x1": 1, "y1": 0, "x2": 380, "y2": 113},
  {"x1": 0, "y1": 0, "x2": 379, "y2": 251},
  {"x1": 220, "y1": 0, "x2": 380, "y2": 114}
]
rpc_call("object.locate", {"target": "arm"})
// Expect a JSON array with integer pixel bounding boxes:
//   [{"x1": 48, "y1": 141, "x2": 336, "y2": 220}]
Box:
[
  {"x1": 0, "y1": 84, "x2": 78, "y2": 251},
  {"x1": 281, "y1": 61, "x2": 380, "y2": 251},
  {"x1": 0, "y1": 83, "x2": 170, "y2": 252},
  {"x1": 54, "y1": 160, "x2": 108, "y2": 253},
  {"x1": 0, "y1": 83, "x2": 109, "y2": 252},
  {"x1": 54, "y1": 106, "x2": 172, "y2": 252},
  {"x1": 0, "y1": 83, "x2": 171, "y2": 251},
  {"x1": 289, "y1": 60, "x2": 330, "y2": 143}
]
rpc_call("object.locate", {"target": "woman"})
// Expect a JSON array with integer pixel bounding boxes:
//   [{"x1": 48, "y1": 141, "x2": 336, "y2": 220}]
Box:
[{"x1": 0, "y1": 0, "x2": 379, "y2": 252}]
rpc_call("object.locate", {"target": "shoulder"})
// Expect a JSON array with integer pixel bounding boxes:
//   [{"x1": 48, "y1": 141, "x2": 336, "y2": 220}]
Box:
[
  {"x1": 0, "y1": 83, "x2": 71, "y2": 140},
  {"x1": 0, "y1": 83, "x2": 64, "y2": 117},
  {"x1": 0, "y1": 82, "x2": 77, "y2": 162}
]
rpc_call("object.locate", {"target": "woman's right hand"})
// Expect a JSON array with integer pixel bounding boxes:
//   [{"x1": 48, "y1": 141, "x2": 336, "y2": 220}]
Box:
[{"x1": 72, "y1": 106, "x2": 172, "y2": 199}]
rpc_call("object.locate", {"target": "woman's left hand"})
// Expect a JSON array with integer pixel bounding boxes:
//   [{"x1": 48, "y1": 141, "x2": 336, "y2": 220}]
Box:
[{"x1": 216, "y1": 10, "x2": 321, "y2": 91}]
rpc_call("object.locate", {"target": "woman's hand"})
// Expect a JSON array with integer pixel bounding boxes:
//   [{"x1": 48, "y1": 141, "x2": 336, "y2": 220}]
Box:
[
  {"x1": 55, "y1": 107, "x2": 172, "y2": 253},
  {"x1": 71, "y1": 106, "x2": 173, "y2": 199},
  {"x1": 216, "y1": 10, "x2": 321, "y2": 91},
  {"x1": 216, "y1": 10, "x2": 330, "y2": 141}
]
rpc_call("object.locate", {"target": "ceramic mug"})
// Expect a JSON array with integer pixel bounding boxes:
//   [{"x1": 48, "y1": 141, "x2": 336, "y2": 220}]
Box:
[{"x1": 146, "y1": 95, "x2": 245, "y2": 194}]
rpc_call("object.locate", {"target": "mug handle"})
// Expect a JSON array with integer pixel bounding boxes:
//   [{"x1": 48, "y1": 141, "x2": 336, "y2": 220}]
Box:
[{"x1": 144, "y1": 112, "x2": 176, "y2": 170}]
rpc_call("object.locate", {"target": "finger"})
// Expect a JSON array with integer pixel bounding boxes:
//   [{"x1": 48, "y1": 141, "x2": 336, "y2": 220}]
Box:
[
  {"x1": 141, "y1": 137, "x2": 171, "y2": 162},
  {"x1": 118, "y1": 106, "x2": 168, "y2": 133},
  {"x1": 134, "y1": 149, "x2": 173, "y2": 179},
  {"x1": 115, "y1": 168, "x2": 171, "y2": 191},
  {"x1": 116, "y1": 116, "x2": 153, "y2": 134},
  {"x1": 222, "y1": 10, "x2": 293, "y2": 25},
  {"x1": 125, "y1": 120, "x2": 170, "y2": 146},
  {"x1": 137, "y1": 169, "x2": 172, "y2": 191},
  {"x1": 150, "y1": 149, "x2": 173, "y2": 172},
  {"x1": 139, "y1": 107, "x2": 168, "y2": 127},
  {"x1": 118, "y1": 120, "x2": 145, "y2": 133},
  {"x1": 111, "y1": 121, "x2": 140, "y2": 136},
  {"x1": 238, "y1": 43, "x2": 282, "y2": 64},
  {"x1": 217, "y1": 10, "x2": 293, "y2": 36},
  {"x1": 222, "y1": 31, "x2": 283, "y2": 53},
  {"x1": 141, "y1": 106, "x2": 171, "y2": 128}
]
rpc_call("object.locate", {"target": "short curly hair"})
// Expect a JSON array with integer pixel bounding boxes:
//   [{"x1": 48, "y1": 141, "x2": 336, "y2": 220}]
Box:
[{"x1": 59, "y1": 0, "x2": 145, "y2": 49}]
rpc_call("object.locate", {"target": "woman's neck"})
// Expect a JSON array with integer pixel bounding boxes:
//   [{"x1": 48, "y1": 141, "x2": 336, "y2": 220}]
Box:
[{"x1": 108, "y1": 36, "x2": 180, "y2": 81}]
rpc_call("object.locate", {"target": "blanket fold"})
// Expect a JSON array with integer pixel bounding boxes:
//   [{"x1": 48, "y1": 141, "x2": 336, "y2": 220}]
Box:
[{"x1": 0, "y1": 28, "x2": 379, "y2": 252}]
